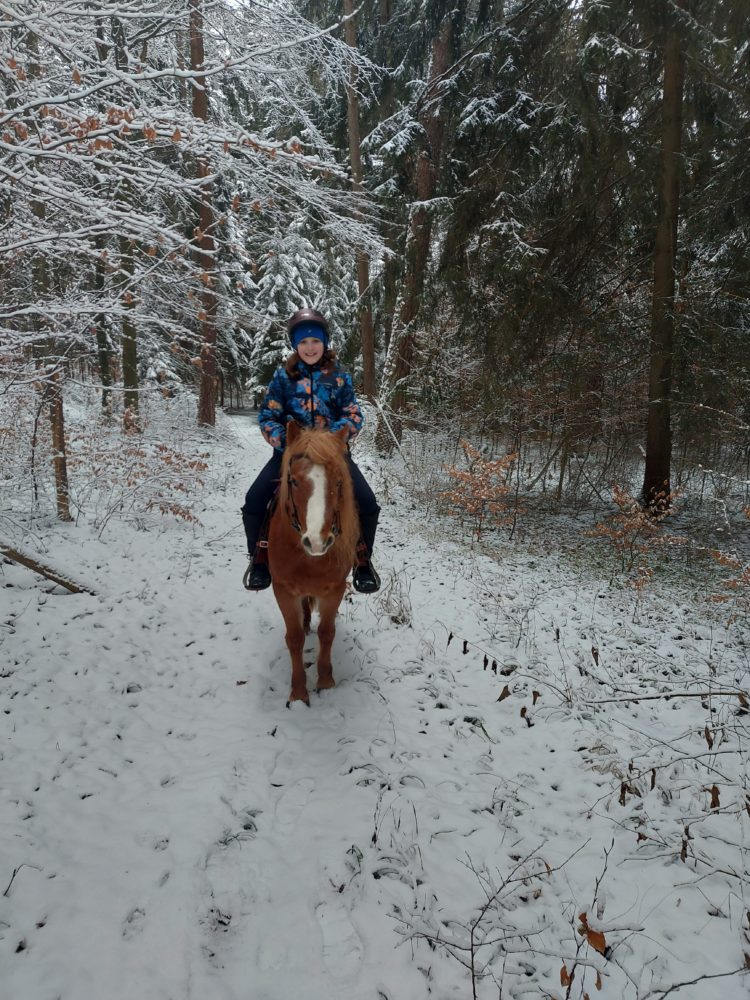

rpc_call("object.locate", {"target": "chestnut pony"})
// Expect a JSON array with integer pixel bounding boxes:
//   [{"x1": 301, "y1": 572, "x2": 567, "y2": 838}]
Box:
[{"x1": 268, "y1": 422, "x2": 359, "y2": 705}]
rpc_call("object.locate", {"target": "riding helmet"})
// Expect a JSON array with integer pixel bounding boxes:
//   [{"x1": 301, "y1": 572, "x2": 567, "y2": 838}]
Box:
[{"x1": 287, "y1": 307, "x2": 329, "y2": 350}]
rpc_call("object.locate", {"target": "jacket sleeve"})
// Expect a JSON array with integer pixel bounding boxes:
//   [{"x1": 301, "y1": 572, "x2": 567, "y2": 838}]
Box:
[
  {"x1": 328, "y1": 372, "x2": 364, "y2": 442},
  {"x1": 258, "y1": 368, "x2": 288, "y2": 451}
]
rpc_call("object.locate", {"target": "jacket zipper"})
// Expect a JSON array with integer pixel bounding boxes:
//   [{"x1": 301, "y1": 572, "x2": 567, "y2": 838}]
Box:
[{"x1": 305, "y1": 363, "x2": 316, "y2": 427}]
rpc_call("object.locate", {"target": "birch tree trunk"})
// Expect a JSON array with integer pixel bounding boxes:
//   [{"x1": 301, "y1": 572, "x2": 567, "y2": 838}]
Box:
[
  {"x1": 190, "y1": 0, "x2": 219, "y2": 427},
  {"x1": 343, "y1": 0, "x2": 376, "y2": 399},
  {"x1": 643, "y1": 9, "x2": 685, "y2": 506}
]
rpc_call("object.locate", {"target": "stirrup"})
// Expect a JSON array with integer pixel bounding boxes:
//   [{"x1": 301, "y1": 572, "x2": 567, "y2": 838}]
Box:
[
  {"x1": 353, "y1": 560, "x2": 380, "y2": 594},
  {"x1": 243, "y1": 558, "x2": 272, "y2": 591}
]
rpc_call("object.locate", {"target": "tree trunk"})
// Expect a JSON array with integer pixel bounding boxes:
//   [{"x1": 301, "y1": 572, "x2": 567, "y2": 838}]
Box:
[
  {"x1": 120, "y1": 235, "x2": 139, "y2": 427},
  {"x1": 47, "y1": 369, "x2": 73, "y2": 521},
  {"x1": 379, "y1": 228, "x2": 401, "y2": 356},
  {"x1": 643, "y1": 11, "x2": 685, "y2": 506},
  {"x1": 190, "y1": 0, "x2": 219, "y2": 427},
  {"x1": 28, "y1": 30, "x2": 72, "y2": 520},
  {"x1": 376, "y1": 16, "x2": 452, "y2": 451},
  {"x1": 343, "y1": 0, "x2": 376, "y2": 399},
  {"x1": 29, "y1": 206, "x2": 73, "y2": 520},
  {"x1": 176, "y1": 29, "x2": 188, "y2": 106},
  {"x1": 94, "y1": 234, "x2": 112, "y2": 414}
]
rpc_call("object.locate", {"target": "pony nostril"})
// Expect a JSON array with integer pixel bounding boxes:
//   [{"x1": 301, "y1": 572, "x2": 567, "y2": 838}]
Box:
[
  {"x1": 324, "y1": 535, "x2": 334, "y2": 552},
  {"x1": 302, "y1": 535, "x2": 312, "y2": 552}
]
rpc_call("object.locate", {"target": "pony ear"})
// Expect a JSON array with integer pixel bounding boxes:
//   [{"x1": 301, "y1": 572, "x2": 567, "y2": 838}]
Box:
[{"x1": 286, "y1": 420, "x2": 301, "y2": 447}]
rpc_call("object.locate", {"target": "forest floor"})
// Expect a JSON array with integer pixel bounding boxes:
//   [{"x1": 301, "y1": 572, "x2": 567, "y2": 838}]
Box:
[{"x1": 1, "y1": 387, "x2": 749, "y2": 1000}]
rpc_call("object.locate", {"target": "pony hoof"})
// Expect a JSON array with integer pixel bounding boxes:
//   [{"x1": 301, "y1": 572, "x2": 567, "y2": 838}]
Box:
[
  {"x1": 287, "y1": 692, "x2": 310, "y2": 708},
  {"x1": 316, "y1": 679, "x2": 336, "y2": 693}
]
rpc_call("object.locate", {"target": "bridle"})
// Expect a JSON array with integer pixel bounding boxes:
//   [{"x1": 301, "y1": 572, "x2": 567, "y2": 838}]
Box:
[{"x1": 285, "y1": 458, "x2": 343, "y2": 539}]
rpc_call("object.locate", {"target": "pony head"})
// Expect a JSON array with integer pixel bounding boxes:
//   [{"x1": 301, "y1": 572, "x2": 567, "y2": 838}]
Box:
[{"x1": 280, "y1": 425, "x2": 358, "y2": 566}]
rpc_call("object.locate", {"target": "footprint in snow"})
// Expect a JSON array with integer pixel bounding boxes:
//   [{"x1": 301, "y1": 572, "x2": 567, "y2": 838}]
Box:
[
  {"x1": 122, "y1": 906, "x2": 146, "y2": 940},
  {"x1": 274, "y1": 777, "x2": 315, "y2": 832},
  {"x1": 315, "y1": 898, "x2": 363, "y2": 980}
]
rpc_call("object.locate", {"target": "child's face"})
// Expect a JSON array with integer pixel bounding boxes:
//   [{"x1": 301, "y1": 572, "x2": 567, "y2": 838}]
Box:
[{"x1": 297, "y1": 337, "x2": 325, "y2": 365}]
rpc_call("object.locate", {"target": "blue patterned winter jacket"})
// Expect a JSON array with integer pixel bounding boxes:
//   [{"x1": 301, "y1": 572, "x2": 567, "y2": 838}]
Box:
[{"x1": 258, "y1": 361, "x2": 364, "y2": 451}]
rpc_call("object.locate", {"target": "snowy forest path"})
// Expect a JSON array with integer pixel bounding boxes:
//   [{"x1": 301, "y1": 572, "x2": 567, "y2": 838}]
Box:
[{"x1": 1, "y1": 411, "x2": 748, "y2": 1000}]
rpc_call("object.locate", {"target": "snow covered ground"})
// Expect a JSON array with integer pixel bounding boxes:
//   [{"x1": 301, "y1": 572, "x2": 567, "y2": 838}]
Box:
[{"x1": 1, "y1": 390, "x2": 749, "y2": 1000}]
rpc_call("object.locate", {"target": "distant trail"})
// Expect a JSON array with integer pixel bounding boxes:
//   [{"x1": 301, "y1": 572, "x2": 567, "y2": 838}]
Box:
[{"x1": 225, "y1": 407, "x2": 262, "y2": 453}]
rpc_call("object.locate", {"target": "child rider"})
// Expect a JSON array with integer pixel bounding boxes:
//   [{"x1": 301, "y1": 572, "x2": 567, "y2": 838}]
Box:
[{"x1": 241, "y1": 307, "x2": 381, "y2": 594}]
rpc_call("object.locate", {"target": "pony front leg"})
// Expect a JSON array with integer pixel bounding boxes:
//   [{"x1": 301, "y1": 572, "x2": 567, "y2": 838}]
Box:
[
  {"x1": 274, "y1": 586, "x2": 309, "y2": 705},
  {"x1": 315, "y1": 587, "x2": 345, "y2": 692}
]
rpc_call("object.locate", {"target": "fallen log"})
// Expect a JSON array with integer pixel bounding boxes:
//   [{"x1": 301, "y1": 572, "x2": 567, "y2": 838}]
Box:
[{"x1": 0, "y1": 544, "x2": 96, "y2": 596}]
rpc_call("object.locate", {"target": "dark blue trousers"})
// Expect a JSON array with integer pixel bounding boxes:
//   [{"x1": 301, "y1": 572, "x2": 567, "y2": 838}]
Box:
[{"x1": 242, "y1": 451, "x2": 380, "y2": 556}]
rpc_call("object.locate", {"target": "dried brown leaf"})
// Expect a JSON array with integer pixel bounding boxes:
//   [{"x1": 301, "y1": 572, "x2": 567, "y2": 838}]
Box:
[{"x1": 586, "y1": 927, "x2": 607, "y2": 955}]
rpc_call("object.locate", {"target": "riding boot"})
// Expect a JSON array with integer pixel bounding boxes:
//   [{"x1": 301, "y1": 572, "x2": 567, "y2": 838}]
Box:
[
  {"x1": 241, "y1": 508, "x2": 272, "y2": 591},
  {"x1": 353, "y1": 510, "x2": 380, "y2": 594}
]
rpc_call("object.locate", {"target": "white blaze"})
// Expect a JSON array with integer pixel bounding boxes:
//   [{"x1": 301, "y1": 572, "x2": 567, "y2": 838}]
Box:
[{"x1": 304, "y1": 465, "x2": 327, "y2": 554}]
